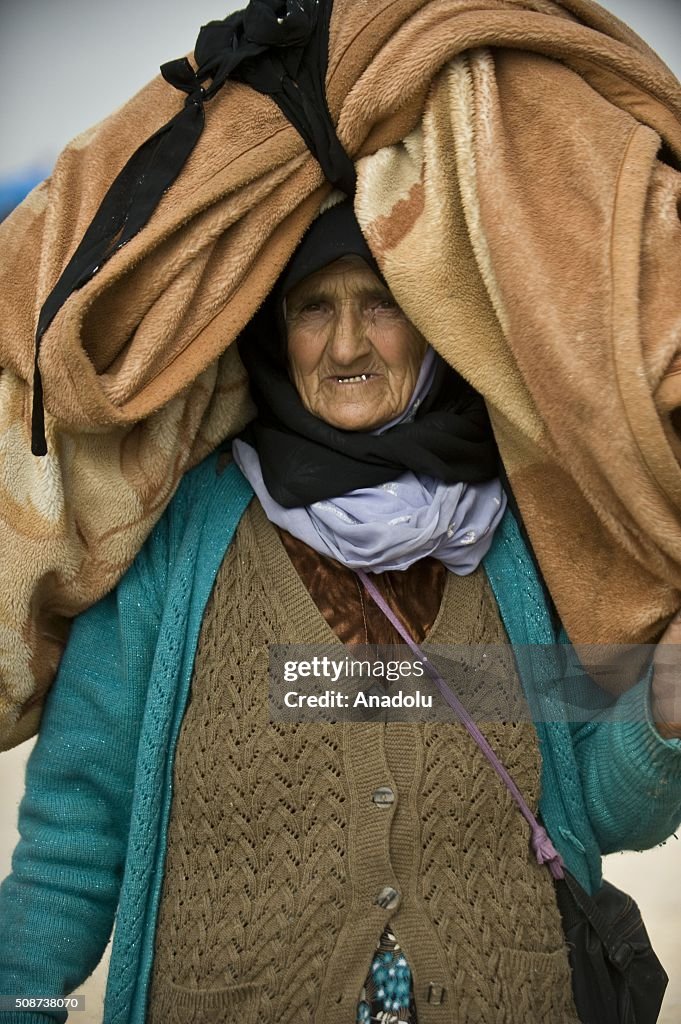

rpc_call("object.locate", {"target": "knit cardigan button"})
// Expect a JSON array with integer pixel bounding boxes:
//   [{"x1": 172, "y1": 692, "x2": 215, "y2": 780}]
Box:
[
  {"x1": 426, "y1": 983, "x2": 446, "y2": 1005},
  {"x1": 371, "y1": 785, "x2": 395, "y2": 807},
  {"x1": 375, "y1": 886, "x2": 401, "y2": 910}
]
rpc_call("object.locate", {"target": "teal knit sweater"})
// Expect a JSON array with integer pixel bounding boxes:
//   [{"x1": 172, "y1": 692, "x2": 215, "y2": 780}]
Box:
[{"x1": 1, "y1": 454, "x2": 680, "y2": 1024}]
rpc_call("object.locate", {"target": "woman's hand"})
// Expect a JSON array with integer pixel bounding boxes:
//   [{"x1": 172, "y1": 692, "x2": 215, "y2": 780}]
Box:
[{"x1": 651, "y1": 609, "x2": 681, "y2": 740}]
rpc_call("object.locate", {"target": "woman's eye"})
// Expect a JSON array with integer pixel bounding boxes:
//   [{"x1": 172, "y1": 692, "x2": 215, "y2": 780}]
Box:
[
  {"x1": 299, "y1": 301, "x2": 329, "y2": 315},
  {"x1": 368, "y1": 298, "x2": 400, "y2": 314}
]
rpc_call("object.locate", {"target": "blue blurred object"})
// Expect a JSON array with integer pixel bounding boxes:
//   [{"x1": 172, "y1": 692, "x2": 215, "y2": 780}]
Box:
[{"x1": 0, "y1": 168, "x2": 50, "y2": 221}]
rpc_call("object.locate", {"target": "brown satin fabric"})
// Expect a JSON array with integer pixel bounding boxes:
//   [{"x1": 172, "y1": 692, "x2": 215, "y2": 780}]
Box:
[{"x1": 276, "y1": 527, "x2": 447, "y2": 645}]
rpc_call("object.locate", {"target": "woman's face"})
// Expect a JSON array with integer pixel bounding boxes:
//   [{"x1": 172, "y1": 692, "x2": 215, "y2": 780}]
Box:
[{"x1": 285, "y1": 257, "x2": 428, "y2": 431}]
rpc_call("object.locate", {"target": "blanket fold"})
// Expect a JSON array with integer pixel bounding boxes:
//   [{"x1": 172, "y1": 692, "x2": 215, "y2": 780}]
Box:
[{"x1": 1, "y1": 0, "x2": 681, "y2": 749}]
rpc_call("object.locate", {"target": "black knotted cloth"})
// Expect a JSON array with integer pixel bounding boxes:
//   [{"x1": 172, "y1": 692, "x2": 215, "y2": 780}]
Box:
[
  {"x1": 236, "y1": 201, "x2": 500, "y2": 508},
  {"x1": 31, "y1": 0, "x2": 355, "y2": 456},
  {"x1": 240, "y1": 339, "x2": 501, "y2": 507}
]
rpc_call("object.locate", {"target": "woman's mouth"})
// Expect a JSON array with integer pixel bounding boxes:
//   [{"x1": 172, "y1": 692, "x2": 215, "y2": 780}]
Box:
[{"x1": 333, "y1": 373, "x2": 376, "y2": 384}]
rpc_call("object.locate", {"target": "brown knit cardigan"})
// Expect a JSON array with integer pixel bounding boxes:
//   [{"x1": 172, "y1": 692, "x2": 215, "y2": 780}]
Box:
[{"x1": 146, "y1": 500, "x2": 578, "y2": 1024}]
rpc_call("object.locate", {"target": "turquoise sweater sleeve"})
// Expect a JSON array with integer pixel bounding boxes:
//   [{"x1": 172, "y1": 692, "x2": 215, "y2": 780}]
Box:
[
  {"x1": 0, "y1": 515, "x2": 168, "y2": 1023},
  {"x1": 570, "y1": 672, "x2": 681, "y2": 854},
  {"x1": 484, "y1": 511, "x2": 681, "y2": 891}
]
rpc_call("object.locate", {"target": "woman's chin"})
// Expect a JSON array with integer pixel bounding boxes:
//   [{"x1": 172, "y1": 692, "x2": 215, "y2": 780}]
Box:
[
  {"x1": 309, "y1": 384, "x2": 402, "y2": 431},
  {"x1": 317, "y1": 406, "x2": 393, "y2": 432}
]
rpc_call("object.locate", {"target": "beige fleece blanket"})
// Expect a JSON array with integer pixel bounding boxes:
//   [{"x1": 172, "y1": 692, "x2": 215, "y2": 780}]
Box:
[{"x1": 1, "y1": 0, "x2": 680, "y2": 749}]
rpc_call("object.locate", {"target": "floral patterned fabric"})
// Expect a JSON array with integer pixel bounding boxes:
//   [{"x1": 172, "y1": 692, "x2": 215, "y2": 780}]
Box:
[{"x1": 356, "y1": 927, "x2": 417, "y2": 1023}]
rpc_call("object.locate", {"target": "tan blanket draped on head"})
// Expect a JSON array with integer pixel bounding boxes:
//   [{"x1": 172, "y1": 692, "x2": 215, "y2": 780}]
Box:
[{"x1": 0, "y1": 0, "x2": 680, "y2": 749}]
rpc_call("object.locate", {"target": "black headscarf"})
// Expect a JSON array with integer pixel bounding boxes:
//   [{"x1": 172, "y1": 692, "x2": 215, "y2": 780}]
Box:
[{"x1": 237, "y1": 201, "x2": 499, "y2": 508}]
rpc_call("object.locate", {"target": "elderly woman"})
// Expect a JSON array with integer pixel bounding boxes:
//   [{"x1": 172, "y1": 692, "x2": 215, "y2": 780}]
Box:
[{"x1": 0, "y1": 201, "x2": 680, "y2": 1024}]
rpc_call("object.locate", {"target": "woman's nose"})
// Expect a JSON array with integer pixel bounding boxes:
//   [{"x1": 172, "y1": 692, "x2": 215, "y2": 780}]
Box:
[{"x1": 327, "y1": 302, "x2": 372, "y2": 365}]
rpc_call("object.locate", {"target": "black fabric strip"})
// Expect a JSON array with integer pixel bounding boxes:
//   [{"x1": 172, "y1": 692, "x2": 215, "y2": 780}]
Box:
[
  {"x1": 31, "y1": 100, "x2": 204, "y2": 455},
  {"x1": 31, "y1": 0, "x2": 354, "y2": 455}
]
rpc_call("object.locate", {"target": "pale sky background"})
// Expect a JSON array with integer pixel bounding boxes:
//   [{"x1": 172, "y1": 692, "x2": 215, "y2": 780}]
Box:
[{"x1": 0, "y1": 0, "x2": 679, "y2": 178}]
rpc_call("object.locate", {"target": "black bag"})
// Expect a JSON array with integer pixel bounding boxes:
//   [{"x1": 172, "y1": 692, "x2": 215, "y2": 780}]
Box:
[{"x1": 554, "y1": 870, "x2": 669, "y2": 1024}]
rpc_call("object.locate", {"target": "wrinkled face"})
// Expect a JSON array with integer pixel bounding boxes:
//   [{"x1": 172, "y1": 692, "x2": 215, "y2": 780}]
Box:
[{"x1": 285, "y1": 257, "x2": 428, "y2": 431}]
